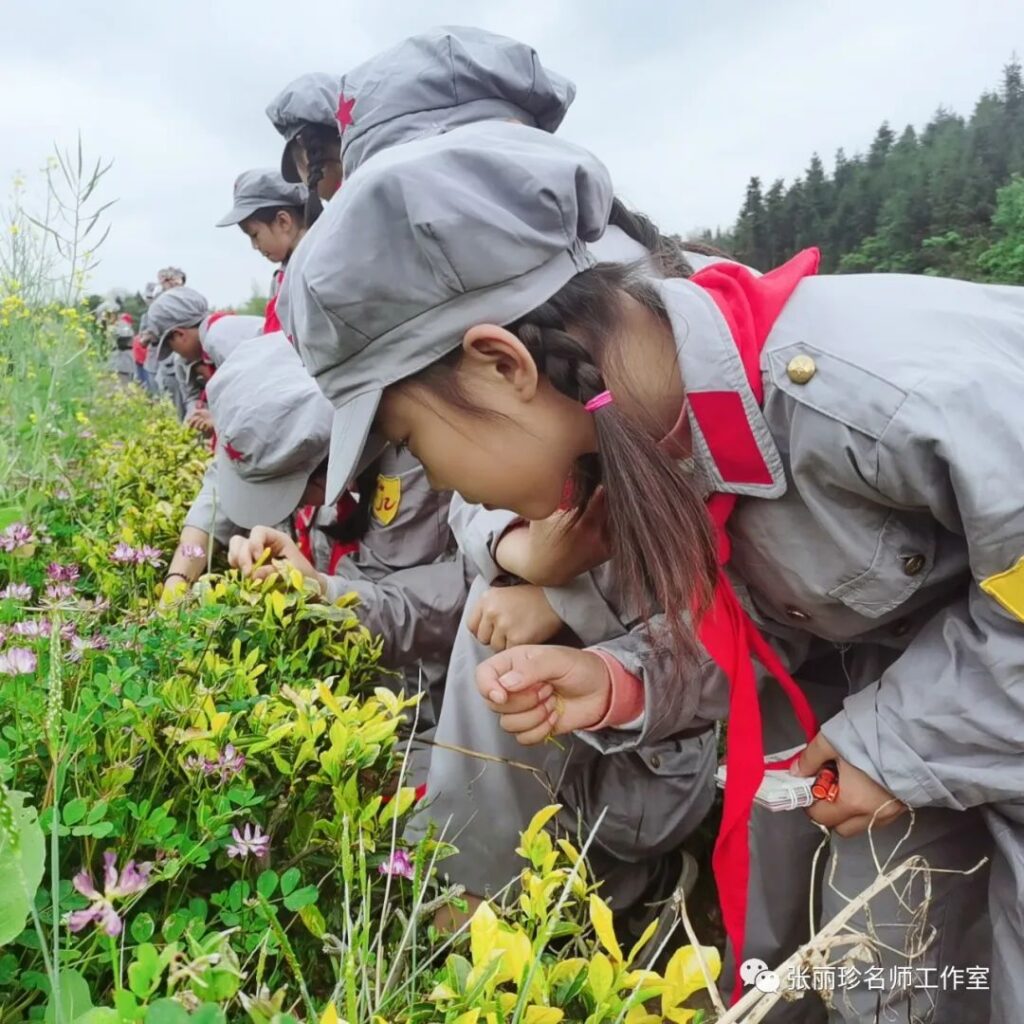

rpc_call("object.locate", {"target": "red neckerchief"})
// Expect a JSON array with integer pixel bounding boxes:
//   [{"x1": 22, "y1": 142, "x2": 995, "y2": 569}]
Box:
[
  {"x1": 264, "y1": 270, "x2": 284, "y2": 335},
  {"x1": 294, "y1": 493, "x2": 360, "y2": 569},
  {"x1": 688, "y1": 248, "x2": 821, "y2": 1004}
]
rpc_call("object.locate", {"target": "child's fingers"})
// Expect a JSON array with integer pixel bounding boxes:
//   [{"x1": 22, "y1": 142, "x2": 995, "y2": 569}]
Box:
[
  {"x1": 475, "y1": 649, "x2": 518, "y2": 704},
  {"x1": 497, "y1": 704, "x2": 551, "y2": 736},
  {"x1": 466, "y1": 598, "x2": 484, "y2": 636},
  {"x1": 506, "y1": 709, "x2": 560, "y2": 747},
  {"x1": 490, "y1": 623, "x2": 508, "y2": 652},
  {"x1": 482, "y1": 683, "x2": 553, "y2": 716}
]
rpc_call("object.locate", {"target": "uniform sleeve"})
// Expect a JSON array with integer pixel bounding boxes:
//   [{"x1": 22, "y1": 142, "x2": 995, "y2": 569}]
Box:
[
  {"x1": 323, "y1": 554, "x2": 470, "y2": 669},
  {"x1": 446, "y1": 495, "x2": 520, "y2": 582},
  {"x1": 541, "y1": 563, "x2": 631, "y2": 646},
  {"x1": 174, "y1": 357, "x2": 204, "y2": 415},
  {"x1": 183, "y1": 461, "x2": 237, "y2": 547},
  {"x1": 821, "y1": 376, "x2": 1024, "y2": 809}
]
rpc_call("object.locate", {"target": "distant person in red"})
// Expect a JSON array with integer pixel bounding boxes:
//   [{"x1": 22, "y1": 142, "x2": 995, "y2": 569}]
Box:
[{"x1": 215, "y1": 169, "x2": 308, "y2": 335}]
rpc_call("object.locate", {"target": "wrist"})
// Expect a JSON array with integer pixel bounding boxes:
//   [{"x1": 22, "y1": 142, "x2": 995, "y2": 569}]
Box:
[{"x1": 586, "y1": 650, "x2": 645, "y2": 731}]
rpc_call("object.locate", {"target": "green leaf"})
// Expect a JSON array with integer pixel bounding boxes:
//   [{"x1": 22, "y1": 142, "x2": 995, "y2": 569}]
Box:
[
  {"x1": 130, "y1": 913, "x2": 155, "y2": 944},
  {"x1": 128, "y1": 943, "x2": 163, "y2": 999},
  {"x1": 282, "y1": 885, "x2": 318, "y2": 912},
  {"x1": 0, "y1": 790, "x2": 46, "y2": 946},
  {"x1": 144, "y1": 999, "x2": 189, "y2": 1024},
  {"x1": 75, "y1": 1010, "x2": 119, "y2": 1024},
  {"x1": 256, "y1": 870, "x2": 278, "y2": 899},
  {"x1": 189, "y1": 1006, "x2": 226, "y2": 1024},
  {"x1": 62, "y1": 798, "x2": 88, "y2": 826},
  {"x1": 279, "y1": 867, "x2": 300, "y2": 897},
  {"x1": 44, "y1": 968, "x2": 93, "y2": 1024},
  {"x1": 86, "y1": 801, "x2": 109, "y2": 825}
]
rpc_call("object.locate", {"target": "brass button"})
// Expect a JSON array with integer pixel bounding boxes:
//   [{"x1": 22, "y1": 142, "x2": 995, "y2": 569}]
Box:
[
  {"x1": 786, "y1": 355, "x2": 817, "y2": 384},
  {"x1": 902, "y1": 555, "x2": 926, "y2": 577},
  {"x1": 786, "y1": 607, "x2": 810, "y2": 622},
  {"x1": 649, "y1": 754, "x2": 662, "y2": 770}
]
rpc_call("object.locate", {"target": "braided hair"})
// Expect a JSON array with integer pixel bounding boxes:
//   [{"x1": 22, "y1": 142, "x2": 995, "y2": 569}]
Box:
[
  {"x1": 414, "y1": 264, "x2": 718, "y2": 656},
  {"x1": 607, "y1": 198, "x2": 735, "y2": 278},
  {"x1": 296, "y1": 123, "x2": 341, "y2": 227}
]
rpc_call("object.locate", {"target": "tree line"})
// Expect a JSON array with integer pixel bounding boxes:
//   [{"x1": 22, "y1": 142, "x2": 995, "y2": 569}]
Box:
[{"x1": 703, "y1": 59, "x2": 1024, "y2": 284}]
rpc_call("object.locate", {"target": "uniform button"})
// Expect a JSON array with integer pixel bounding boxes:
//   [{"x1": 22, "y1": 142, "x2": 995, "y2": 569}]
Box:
[
  {"x1": 649, "y1": 754, "x2": 662, "y2": 770},
  {"x1": 902, "y1": 555, "x2": 926, "y2": 577},
  {"x1": 786, "y1": 355, "x2": 817, "y2": 384},
  {"x1": 892, "y1": 619, "x2": 912, "y2": 637},
  {"x1": 786, "y1": 607, "x2": 810, "y2": 622}
]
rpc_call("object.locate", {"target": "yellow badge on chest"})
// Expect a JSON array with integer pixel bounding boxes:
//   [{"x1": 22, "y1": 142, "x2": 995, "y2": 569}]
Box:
[
  {"x1": 372, "y1": 474, "x2": 401, "y2": 526},
  {"x1": 981, "y1": 557, "x2": 1024, "y2": 623}
]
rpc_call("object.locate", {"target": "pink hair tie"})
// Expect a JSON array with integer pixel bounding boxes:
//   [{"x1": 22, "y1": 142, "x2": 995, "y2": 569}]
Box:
[{"x1": 585, "y1": 391, "x2": 613, "y2": 412}]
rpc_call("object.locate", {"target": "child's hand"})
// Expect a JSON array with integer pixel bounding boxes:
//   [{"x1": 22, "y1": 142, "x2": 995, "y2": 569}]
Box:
[
  {"x1": 792, "y1": 734, "x2": 907, "y2": 837},
  {"x1": 475, "y1": 646, "x2": 612, "y2": 745},
  {"x1": 495, "y1": 492, "x2": 609, "y2": 586},
  {"x1": 185, "y1": 408, "x2": 215, "y2": 435},
  {"x1": 228, "y1": 526, "x2": 323, "y2": 588},
  {"x1": 467, "y1": 585, "x2": 565, "y2": 651}
]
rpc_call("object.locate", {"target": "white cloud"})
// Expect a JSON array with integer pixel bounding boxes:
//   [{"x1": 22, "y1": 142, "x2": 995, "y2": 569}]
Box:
[{"x1": 1, "y1": 0, "x2": 1021, "y2": 303}]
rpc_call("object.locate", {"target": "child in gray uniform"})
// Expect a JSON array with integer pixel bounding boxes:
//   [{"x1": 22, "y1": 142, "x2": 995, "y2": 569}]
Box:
[
  {"x1": 281, "y1": 123, "x2": 1001, "y2": 1023},
  {"x1": 280, "y1": 25, "x2": 723, "y2": 932},
  {"x1": 174, "y1": 333, "x2": 467, "y2": 730}
]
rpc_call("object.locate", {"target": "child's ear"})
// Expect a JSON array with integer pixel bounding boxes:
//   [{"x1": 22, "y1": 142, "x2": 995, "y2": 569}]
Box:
[{"x1": 462, "y1": 324, "x2": 538, "y2": 398}]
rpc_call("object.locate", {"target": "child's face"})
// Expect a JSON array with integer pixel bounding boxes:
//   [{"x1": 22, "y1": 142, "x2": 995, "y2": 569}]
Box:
[
  {"x1": 376, "y1": 326, "x2": 597, "y2": 520},
  {"x1": 168, "y1": 326, "x2": 203, "y2": 363},
  {"x1": 241, "y1": 212, "x2": 303, "y2": 265}
]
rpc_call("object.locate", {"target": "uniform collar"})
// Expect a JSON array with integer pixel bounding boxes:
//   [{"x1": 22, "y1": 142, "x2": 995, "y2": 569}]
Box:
[{"x1": 657, "y1": 276, "x2": 787, "y2": 501}]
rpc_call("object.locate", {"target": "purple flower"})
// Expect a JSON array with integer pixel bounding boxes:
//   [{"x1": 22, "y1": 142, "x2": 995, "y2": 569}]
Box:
[
  {"x1": 44, "y1": 582, "x2": 75, "y2": 602},
  {"x1": 60, "y1": 621, "x2": 78, "y2": 641},
  {"x1": 180, "y1": 544, "x2": 206, "y2": 559},
  {"x1": 378, "y1": 849, "x2": 415, "y2": 880},
  {"x1": 56, "y1": 489, "x2": 71, "y2": 501},
  {"x1": 0, "y1": 523, "x2": 34, "y2": 553},
  {"x1": 0, "y1": 647, "x2": 37, "y2": 675},
  {"x1": 12, "y1": 619, "x2": 50, "y2": 638},
  {"x1": 0, "y1": 583, "x2": 32, "y2": 601},
  {"x1": 68, "y1": 633, "x2": 106, "y2": 662},
  {"x1": 68, "y1": 851, "x2": 152, "y2": 937},
  {"x1": 134, "y1": 545, "x2": 164, "y2": 568},
  {"x1": 226, "y1": 823, "x2": 270, "y2": 860},
  {"x1": 46, "y1": 562, "x2": 80, "y2": 583},
  {"x1": 203, "y1": 743, "x2": 246, "y2": 785},
  {"x1": 89, "y1": 597, "x2": 111, "y2": 614},
  {"x1": 110, "y1": 542, "x2": 137, "y2": 564}
]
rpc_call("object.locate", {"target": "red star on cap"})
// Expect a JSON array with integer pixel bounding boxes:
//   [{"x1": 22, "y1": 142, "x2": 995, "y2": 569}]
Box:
[
  {"x1": 224, "y1": 441, "x2": 246, "y2": 462},
  {"x1": 336, "y1": 93, "x2": 355, "y2": 130}
]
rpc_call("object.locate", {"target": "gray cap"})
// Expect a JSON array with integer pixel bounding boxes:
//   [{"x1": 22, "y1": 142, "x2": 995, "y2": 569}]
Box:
[
  {"x1": 282, "y1": 119, "x2": 611, "y2": 503},
  {"x1": 206, "y1": 332, "x2": 333, "y2": 529},
  {"x1": 338, "y1": 26, "x2": 575, "y2": 178},
  {"x1": 216, "y1": 168, "x2": 308, "y2": 227},
  {"x1": 200, "y1": 314, "x2": 265, "y2": 368},
  {"x1": 147, "y1": 286, "x2": 209, "y2": 361},
  {"x1": 266, "y1": 72, "x2": 342, "y2": 182}
]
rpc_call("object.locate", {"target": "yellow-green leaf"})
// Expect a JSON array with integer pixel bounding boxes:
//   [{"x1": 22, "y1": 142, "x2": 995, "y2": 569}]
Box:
[
  {"x1": 588, "y1": 952, "x2": 615, "y2": 1003},
  {"x1": 319, "y1": 1004, "x2": 339, "y2": 1024},
  {"x1": 662, "y1": 944, "x2": 721, "y2": 1014},
  {"x1": 626, "y1": 917, "x2": 659, "y2": 966},
  {"x1": 470, "y1": 901, "x2": 499, "y2": 967},
  {"x1": 523, "y1": 1008, "x2": 564, "y2": 1024},
  {"x1": 589, "y1": 894, "x2": 623, "y2": 962},
  {"x1": 453, "y1": 1011, "x2": 480, "y2": 1024},
  {"x1": 516, "y1": 804, "x2": 561, "y2": 859}
]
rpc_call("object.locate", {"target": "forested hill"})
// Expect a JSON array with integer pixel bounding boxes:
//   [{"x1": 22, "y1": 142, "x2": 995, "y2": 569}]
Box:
[{"x1": 704, "y1": 59, "x2": 1024, "y2": 283}]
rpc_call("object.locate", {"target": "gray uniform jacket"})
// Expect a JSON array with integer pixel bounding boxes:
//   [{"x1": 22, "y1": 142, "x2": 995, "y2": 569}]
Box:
[
  {"x1": 586, "y1": 271, "x2": 1024, "y2": 821},
  {"x1": 319, "y1": 448, "x2": 469, "y2": 690}
]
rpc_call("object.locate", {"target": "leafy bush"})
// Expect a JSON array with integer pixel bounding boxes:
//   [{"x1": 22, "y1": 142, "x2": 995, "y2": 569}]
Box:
[{"x1": 1, "y1": 301, "x2": 720, "y2": 1024}]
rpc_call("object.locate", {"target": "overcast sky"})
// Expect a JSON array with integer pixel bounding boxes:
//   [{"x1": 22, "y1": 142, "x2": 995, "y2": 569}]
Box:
[{"x1": 3, "y1": 0, "x2": 1021, "y2": 305}]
